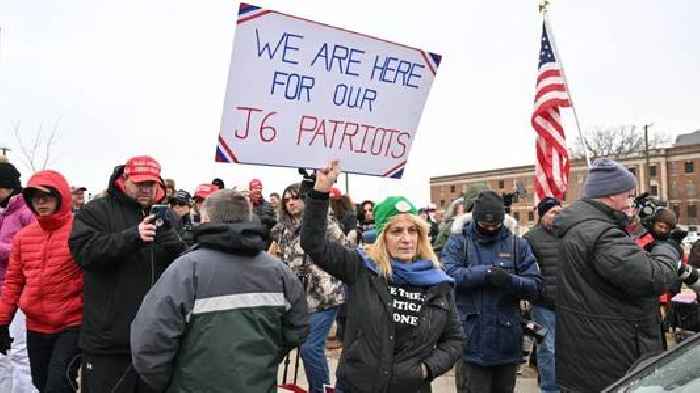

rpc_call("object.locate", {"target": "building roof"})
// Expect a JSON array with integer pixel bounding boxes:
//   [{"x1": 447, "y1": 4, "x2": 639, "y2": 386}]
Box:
[{"x1": 675, "y1": 130, "x2": 700, "y2": 146}]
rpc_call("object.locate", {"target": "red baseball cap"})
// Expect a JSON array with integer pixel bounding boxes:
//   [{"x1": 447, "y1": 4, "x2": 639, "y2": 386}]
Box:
[
  {"x1": 123, "y1": 155, "x2": 161, "y2": 183},
  {"x1": 249, "y1": 179, "x2": 263, "y2": 190},
  {"x1": 194, "y1": 184, "x2": 219, "y2": 200},
  {"x1": 329, "y1": 187, "x2": 342, "y2": 200}
]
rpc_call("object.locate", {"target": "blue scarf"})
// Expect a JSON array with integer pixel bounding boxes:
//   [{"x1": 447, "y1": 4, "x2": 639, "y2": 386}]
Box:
[{"x1": 358, "y1": 248, "x2": 453, "y2": 286}]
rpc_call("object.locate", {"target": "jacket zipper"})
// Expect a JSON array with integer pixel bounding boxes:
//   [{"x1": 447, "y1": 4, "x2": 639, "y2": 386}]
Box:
[{"x1": 39, "y1": 231, "x2": 52, "y2": 317}]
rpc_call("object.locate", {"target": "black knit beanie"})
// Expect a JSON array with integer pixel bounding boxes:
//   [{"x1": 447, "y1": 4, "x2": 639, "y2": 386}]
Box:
[
  {"x1": 0, "y1": 163, "x2": 21, "y2": 190},
  {"x1": 654, "y1": 208, "x2": 677, "y2": 229},
  {"x1": 537, "y1": 196, "x2": 562, "y2": 219},
  {"x1": 473, "y1": 191, "x2": 505, "y2": 226}
]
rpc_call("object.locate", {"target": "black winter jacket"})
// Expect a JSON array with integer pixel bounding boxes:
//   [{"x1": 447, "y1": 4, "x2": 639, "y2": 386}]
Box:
[
  {"x1": 552, "y1": 199, "x2": 679, "y2": 392},
  {"x1": 301, "y1": 192, "x2": 463, "y2": 393},
  {"x1": 253, "y1": 200, "x2": 276, "y2": 231},
  {"x1": 523, "y1": 224, "x2": 560, "y2": 309},
  {"x1": 69, "y1": 166, "x2": 185, "y2": 354}
]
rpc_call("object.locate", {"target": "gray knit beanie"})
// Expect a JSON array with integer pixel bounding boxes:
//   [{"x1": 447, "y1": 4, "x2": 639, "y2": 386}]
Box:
[{"x1": 582, "y1": 158, "x2": 636, "y2": 199}]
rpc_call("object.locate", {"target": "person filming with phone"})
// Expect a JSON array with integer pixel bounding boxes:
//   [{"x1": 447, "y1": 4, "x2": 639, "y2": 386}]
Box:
[{"x1": 69, "y1": 155, "x2": 185, "y2": 393}]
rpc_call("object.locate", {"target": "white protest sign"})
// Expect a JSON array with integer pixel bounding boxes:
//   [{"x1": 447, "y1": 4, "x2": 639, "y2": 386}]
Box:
[{"x1": 216, "y1": 3, "x2": 441, "y2": 178}]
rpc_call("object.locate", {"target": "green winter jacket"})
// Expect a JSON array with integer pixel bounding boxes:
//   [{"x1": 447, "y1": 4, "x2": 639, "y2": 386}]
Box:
[{"x1": 130, "y1": 222, "x2": 309, "y2": 393}]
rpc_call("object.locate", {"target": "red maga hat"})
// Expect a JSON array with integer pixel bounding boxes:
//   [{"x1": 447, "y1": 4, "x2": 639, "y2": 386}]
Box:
[
  {"x1": 123, "y1": 155, "x2": 161, "y2": 183},
  {"x1": 194, "y1": 184, "x2": 219, "y2": 200}
]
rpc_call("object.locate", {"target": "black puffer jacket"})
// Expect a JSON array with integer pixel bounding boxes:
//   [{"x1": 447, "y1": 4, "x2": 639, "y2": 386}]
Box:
[
  {"x1": 301, "y1": 192, "x2": 463, "y2": 393},
  {"x1": 552, "y1": 199, "x2": 678, "y2": 392},
  {"x1": 523, "y1": 224, "x2": 560, "y2": 309},
  {"x1": 69, "y1": 165, "x2": 185, "y2": 354}
]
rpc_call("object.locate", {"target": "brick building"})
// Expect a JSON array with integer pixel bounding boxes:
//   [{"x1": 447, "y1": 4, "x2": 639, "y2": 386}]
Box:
[{"x1": 430, "y1": 130, "x2": 700, "y2": 231}]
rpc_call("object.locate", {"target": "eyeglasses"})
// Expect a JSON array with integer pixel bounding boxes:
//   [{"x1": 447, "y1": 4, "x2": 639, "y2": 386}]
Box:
[{"x1": 283, "y1": 195, "x2": 301, "y2": 203}]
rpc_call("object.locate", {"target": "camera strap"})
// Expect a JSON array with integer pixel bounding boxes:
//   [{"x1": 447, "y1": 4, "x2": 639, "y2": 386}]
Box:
[{"x1": 512, "y1": 233, "x2": 520, "y2": 275}]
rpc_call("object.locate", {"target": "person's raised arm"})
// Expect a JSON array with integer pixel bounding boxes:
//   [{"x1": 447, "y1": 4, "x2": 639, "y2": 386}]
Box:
[{"x1": 300, "y1": 160, "x2": 363, "y2": 284}]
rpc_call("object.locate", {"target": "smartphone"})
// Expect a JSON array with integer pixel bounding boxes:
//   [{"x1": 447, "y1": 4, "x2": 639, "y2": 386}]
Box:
[{"x1": 150, "y1": 204, "x2": 169, "y2": 227}]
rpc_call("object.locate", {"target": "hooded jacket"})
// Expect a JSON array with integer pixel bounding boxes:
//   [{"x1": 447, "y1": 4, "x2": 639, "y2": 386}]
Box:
[
  {"x1": 0, "y1": 171, "x2": 83, "y2": 333},
  {"x1": 553, "y1": 199, "x2": 679, "y2": 392},
  {"x1": 442, "y1": 221, "x2": 542, "y2": 366},
  {"x1": 0, "y1": 194, "x2": 34, "y2": 285},
  {"x1": 69, "y1": 165, "x2": 185, "y2": 354},
  {"x1": 131, "y1": 223, "x2": 308, "y2": 393}
]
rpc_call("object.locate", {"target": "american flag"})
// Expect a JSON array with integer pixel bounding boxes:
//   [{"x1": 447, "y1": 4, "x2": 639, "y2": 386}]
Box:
[{"x1": 532, "y1": 21, "x2": 571, "y2": 204}]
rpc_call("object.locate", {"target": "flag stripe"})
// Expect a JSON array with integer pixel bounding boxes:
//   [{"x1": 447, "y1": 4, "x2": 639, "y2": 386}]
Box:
[{"x1": 532, "y1": 20, "x2": 571, "y2": 203}]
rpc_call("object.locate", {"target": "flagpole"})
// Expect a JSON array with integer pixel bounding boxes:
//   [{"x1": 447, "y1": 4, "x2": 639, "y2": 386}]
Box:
[{"x1": 541, "y1": 4, "x2": 591, "y2": 167}]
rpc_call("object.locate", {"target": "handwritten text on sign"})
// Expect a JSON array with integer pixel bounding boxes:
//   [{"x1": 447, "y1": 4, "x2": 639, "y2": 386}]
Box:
[{"x1": 217, "y1": 3, "x2": 441, "y2": 178}]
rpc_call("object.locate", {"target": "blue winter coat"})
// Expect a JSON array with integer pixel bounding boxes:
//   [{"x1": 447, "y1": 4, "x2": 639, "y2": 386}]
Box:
[{"x1": 441, "y1": 222, "x2": 542, "y2": 366}]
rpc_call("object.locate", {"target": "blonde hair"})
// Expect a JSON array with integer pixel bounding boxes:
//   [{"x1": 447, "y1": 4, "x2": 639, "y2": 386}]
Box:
[{"x1": 365, "y1": 213, "x2": 440, "y2": 279}]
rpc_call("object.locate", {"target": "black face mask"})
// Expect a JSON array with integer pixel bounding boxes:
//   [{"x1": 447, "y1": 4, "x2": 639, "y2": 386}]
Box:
[
  {"x1": 476, "y1": 223, "x2": 501, "y2": 238},
  {"x1": 653, "y1": 231, "x2": 669, "y2": 241}
]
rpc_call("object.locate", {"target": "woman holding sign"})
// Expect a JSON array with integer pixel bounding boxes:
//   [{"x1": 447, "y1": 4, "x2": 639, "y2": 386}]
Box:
[{"x1": 300, "y1": 161, "x2": 463, "y2": 393}]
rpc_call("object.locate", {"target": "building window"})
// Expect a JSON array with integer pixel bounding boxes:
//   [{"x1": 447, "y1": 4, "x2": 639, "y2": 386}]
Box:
[
  {"x1": 689, "y1": 204, "x2": 697, "y2": 219},
  {"x1": 528, "y1": 211, "x2": 535, "y2": 222},
  {"x1": 649, "y1": 165, "x2": 657, "y2": 177},
  {"x1": 513, "y1": 212, "x2": 521, "y2": 222},
  {"x1": 450, "y1": 185, "x2": 455, "y2": 193},
  {"x1": 650, "y1": 185, "x2": 658, "y2": 196},
  {"x1": 670, "y1": 181, "x2": 679, "y2": 199},
  {"x1": 672, "y1": 204, "x2": 681, "y2": 218},
  {"x1": 686, "y1": 161, "x2": 694, "y2": 173},
  {"x1": 688, "y1": 181, "x2": 696, "y2": 197},
  {"x1": 498, "y1": 180, "x2": 505, "y2": 189},
  {"x1": 440, "y1": 200, "x2": 446, "y2": 208}
]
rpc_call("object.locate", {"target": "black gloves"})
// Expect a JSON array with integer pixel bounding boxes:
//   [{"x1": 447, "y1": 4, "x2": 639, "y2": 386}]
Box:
[
  {"x1": 486, "y1": 267, "x2": 512, "y2": 287},
  {"x1": 0, "y1": 325, "x2": 12, "y2": 355}
]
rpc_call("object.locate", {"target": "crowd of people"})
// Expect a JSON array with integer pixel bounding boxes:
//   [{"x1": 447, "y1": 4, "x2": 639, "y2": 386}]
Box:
[{"x1": 0, "y1": 154, "x2": 699, "y2": 393}]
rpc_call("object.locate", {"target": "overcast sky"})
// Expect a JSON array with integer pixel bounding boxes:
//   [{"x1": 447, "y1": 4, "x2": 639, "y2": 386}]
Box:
[{"x1": 1, "y1": 0, "x2": 698, "y2": 206}]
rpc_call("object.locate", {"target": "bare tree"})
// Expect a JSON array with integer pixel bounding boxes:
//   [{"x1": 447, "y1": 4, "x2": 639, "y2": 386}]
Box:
[
  {"x1": 10, "y1": 120, "x2": 61, "y2": 172},
  {"x1": 572, "y1": 124, "x2": 671, "y2": 159}
]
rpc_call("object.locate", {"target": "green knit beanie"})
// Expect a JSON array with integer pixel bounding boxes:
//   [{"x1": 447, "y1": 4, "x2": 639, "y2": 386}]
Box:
[{"x1": 373, "y1": 196, "x2": 418, "y2": 234}]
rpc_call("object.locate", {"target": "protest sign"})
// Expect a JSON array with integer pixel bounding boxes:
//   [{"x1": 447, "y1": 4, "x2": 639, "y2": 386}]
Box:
[{"x1": 216, "y1": 3, "x2": 441, "y2": 178}]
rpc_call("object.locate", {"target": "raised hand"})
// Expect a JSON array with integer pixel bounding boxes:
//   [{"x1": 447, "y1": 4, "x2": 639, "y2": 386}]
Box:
[{"x1": 314, "y1": 160, "x2": 341, "y2": 193}]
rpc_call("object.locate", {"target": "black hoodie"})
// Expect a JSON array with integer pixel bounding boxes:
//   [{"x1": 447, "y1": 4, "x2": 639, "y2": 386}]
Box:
[{"x1": 69, "y1": 165, "x2": 185, "y2": 355}]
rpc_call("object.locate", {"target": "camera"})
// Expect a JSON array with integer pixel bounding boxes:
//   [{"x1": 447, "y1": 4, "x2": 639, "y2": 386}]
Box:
[
  {"x1": 298, "y1": 168, "x2": 317, "y2": 200},
  {"x1": 150, "y1": 204, "x2": 169, "y2": 227},
  {"x1": 522, "y1": 319, "x2": 548, "y2": 343},
  {"x1": 633, "y1": 192, "x2": 668, "y2": 230}
]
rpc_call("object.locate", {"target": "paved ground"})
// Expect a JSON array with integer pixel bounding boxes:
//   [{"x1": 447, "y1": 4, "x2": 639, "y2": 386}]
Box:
[{"x1": 278, "y1": 346, "x2": 540, "y2": 392}]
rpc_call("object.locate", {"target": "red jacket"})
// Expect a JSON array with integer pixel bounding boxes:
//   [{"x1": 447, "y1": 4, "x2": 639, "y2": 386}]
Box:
[{"x1": 0, "y1": 170, "x2": 83, "y2": 333}]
